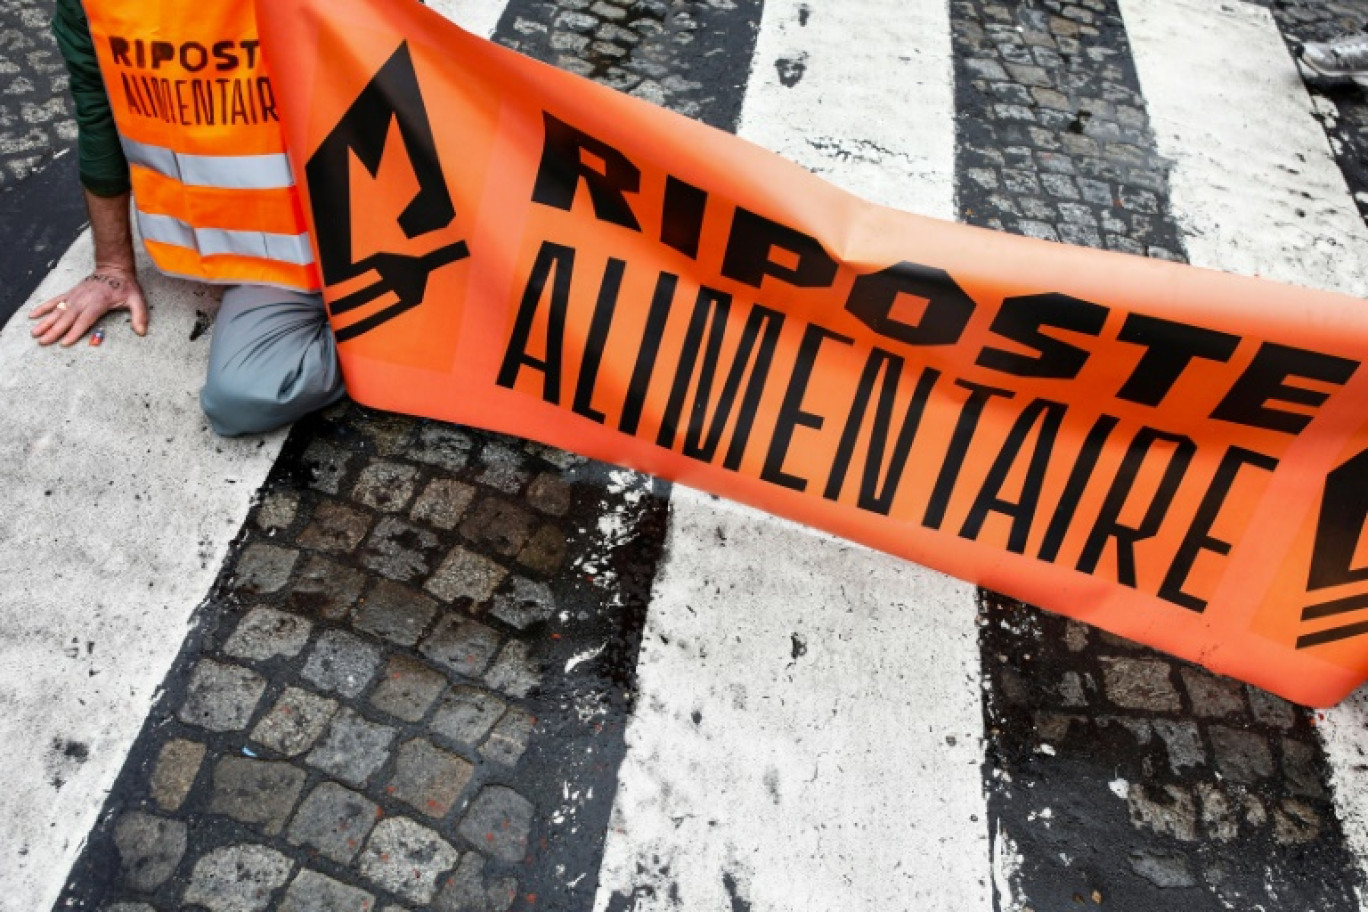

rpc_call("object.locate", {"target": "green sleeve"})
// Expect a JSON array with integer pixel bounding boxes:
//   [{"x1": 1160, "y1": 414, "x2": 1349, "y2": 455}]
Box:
[{"x1": 51, "y1": 0, "x2": 131, "y2": 198}]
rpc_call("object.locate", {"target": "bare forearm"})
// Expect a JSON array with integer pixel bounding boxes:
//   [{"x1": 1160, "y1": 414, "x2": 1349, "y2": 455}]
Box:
[{"x1": 85, "y1": 189, "x2": 137, "y2": 273}]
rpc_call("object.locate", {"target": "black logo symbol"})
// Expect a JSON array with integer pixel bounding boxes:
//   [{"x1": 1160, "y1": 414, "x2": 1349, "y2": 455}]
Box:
[{"x1": 306, "y1": 42, "x2": 468, "y2": 342}]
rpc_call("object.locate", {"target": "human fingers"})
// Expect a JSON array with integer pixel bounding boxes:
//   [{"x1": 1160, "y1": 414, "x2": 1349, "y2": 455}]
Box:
[
  {"x1": 30, "y1": 294, "x2": 66, "y2": 320},
  {"x1": 35, "y1": 303, "x2": 80, "y2": 346},
  {"x1": 58, "y1": 303, "x2": 106, "y2": 347}
]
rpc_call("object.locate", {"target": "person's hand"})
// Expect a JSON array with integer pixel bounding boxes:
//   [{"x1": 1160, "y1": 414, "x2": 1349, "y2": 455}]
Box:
[{"x1": 29, "y1": 264, "x2": 149, "y2": 346}]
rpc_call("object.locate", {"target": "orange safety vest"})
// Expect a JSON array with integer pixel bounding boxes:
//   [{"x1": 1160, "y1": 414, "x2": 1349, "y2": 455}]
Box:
[{"x1": 83, "y1": 0, "x2": 320, "y2": 291}]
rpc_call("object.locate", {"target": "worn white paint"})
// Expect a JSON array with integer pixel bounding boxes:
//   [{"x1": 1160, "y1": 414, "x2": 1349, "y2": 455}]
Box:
[
  {"x1": 595, "y1": 491, "x2": 990, "y2": 911},
  {"x1": 1123, "y1": 0, "x2": 1368, "y2": 297},
  {"x1": 1124, "y1": 0, "x2": 1368, "y2": 901},
  {"x1": 0, "y1": 235, "x2": 285, "y2": 912},
  {"x1": 427, "y1": 0, "x2": 507, "y2": 42},
  {"x1": 0, "y1": 5, "x2": 511, "y2": 910},
  {"x1": 595, "y1": 3, "x2": 990, "y2": 908},
  {"x1": 736, "y1": 0, "x2": 956, "y2": 218}
]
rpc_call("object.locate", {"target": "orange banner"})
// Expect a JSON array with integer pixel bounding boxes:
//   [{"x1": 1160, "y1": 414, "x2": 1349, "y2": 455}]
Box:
[{"x1": 257, "y1": 0, "x2": 1368, "y2": 705}]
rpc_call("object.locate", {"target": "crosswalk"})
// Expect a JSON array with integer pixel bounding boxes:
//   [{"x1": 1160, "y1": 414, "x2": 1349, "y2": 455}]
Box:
[{"x1": 2, "y1": 0, "x2": 1367, "y2": 909}]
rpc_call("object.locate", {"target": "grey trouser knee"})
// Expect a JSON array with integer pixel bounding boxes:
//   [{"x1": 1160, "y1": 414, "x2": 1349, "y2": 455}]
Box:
[{"x1": 200, "y1": 284, "x2": 345, "y2": 437}]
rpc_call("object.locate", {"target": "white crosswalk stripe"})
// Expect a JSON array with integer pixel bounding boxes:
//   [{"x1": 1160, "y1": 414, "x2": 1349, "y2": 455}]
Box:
[{"x1": 593, "y1": 2, "x2": 992, "y2": 909}]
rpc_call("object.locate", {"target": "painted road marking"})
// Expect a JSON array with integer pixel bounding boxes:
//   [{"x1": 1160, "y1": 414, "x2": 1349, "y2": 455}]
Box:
[
  {"x1": 593, "y1": 1, "x2": 991, "y2": 909},
  {"x1": 0, "y1": 5, "x2": 511, "y2": 911},
  {"x1": 595, "y1": 492, "x2": 991, "y2": 911},
  {"x1": 1124, "y1": 0, "x2": 1368, "y2": 899},
  {"x1": 736, "y1": 0, "x2": 956, "y2": 217},
  {"x1": 1123, "y1": 0, "x2": 1368, "y2": 297},
  {"x1": 0, "y1": 238, "x2": 287, "y2": 912}
]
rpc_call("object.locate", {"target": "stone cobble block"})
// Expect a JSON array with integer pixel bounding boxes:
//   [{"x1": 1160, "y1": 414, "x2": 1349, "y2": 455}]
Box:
[
  {"x1": 387, "y1": 738, "x2": 475, "y2": 819},
  {"x1": 421, "y1": 615, "x2": 503, "y2": 679},
  {"x1": 484, "y1": 640, "x2": 541, "y2": 698},
  {"x1": 1151, "y1": 719, "x2": 1204, "y2": 773},
  {"x1": 231, "y1": 543, "x2": 299, "y2": 594},
  {"x1": 209, "y1": 756, "x2": 307, "y2": 836},
  {"x1": 151, "y1": 739, "x2": 205, "y2": 812},
  {"x1": 592, "y1": 40, "x2": 629, "y2": 59},
  {"x1": 1040, "y1": 172, "x2": 1079, "y2": 199},
  {"x1": 424, "y1": 541, "x2": 506, "y2": 607},
  {"x1": 113, "y1": 811, "x2": 187, "y2": 892},
  {"x1": 359, "y1": 817, "x2": 461, "y2": 904},
  {"x1": 289, "y1": 555, "x2": 366, "y2": 620},
  {"x1": 1178, "y1": 667, "x2": 1245, "y2": 719},
  {"x1": 361, "y1": 517, "x2": 440, "y2": 582},
  {"x1": 302, "y1": 440, "x2": 352, "y2": 494},
  {"x1": 481, "y1": 709, "x2": 535, "y2": 768},
  {"x1": 225, "y1": 607, "x2": 313, "y2": 662},
  {"x1": 1273, "y1": 799, "x2": 1321, "y2": 845},
  {"x1": 990, "y1": 81, "x2": 1033, "y2": 105},
  {"x1": 103, "y1": 904, "x2": 156, "y2": 912},
  {"x1": 1077, "y1": 176, "x2": 1112, "y2": 206},
  {"x1": 353, "y1": 579, "x2": 439, "y2": 647},
  {"x1": 517, "y1": 524, "x2": 568, "y2": 575},
  {"x1": 1058, "y1": 221, "x2": 1102, "y2": 247},
  {"x1": 1129, "y1": 851, "x2": 1195, "y2": 889},
  {"x1": 1196, "y1": 782, "x2": 1237, "y2": 841},
  {"x1": 491, "y1": 576, "x2": 556, "y2": 630},
  {"x1": 461, "y1": 498, "x2": 536, "y2": 558},
  {"x1": 433, "y1": 853, "x2": 517, "y2": 912},
  {"x1": 302, "y1": 630, "x2": 382, "y2": 697},
  {"x1": 299, "y1": 501, "x2": 373, "y2": 554},
  {"x1": 178, "y1": 659, "x2": 267, "y2": 732},
  {"x1": 307, "y1": 708, "x2": 397, "y2": 788},
  {"x1": 254, "y1": 491, "x2": 299, "y2": 531},
  {"x1": 431, "y1": 686, "x2": 507, "y2": 748},
  {"x1": 476, "y1": 442, "x2": 532, "y2": 494},
  {"x1": 1100, "y1": 657, "x2": 1181, "y2": 712},
  {"x1": 352, "y1": 410, "x2": 416, "y2": 456},
  {"x1": 369, "y1": 655, "x2": 449, "y2": 722},
  {"x1": 408, "y1": 425, "x2": 474, "y2": 472},
  {"x1": 1281, "y1": 737, "x2": 1327, "y2": 799},
  {"x1": 590, "y1": 1, "x2": 627, "y2": 20},
  {"x1": 182, "y1": 844, "x2": 294, "y2": 912},
  {"x1": 555, "y1": 10, "x2": 598, "y2": 32},
  {"x1": 458, "y1": 786, "x2": 534, "y2": 863},
  {"x1": 1247, "y1": 686, "x2": 1297, "y2": 729},
  {"x1": 410, "y1": 479, "x2": 477, "y2": 530},
  {"x1": 287, "y1": 781, "x2": 379, "y2": 865},
  {"x1": 1126, "y1": 782, "x2": 1197, "y2": 841},
  {"x1": 353, "y1": 462, "x2": 420, "y2": 513},
  {"x1": 597, "y1": 22, "x2": 639, "y2": 45},
  {"x1": 1018, "y1": 219, "x2": 1059, "y2": 241},
  {"x1": 1209, "y1": 726, "x2": 1274, "y2": 784},
  {"x1": 251, "y1": 687, "x2": 339, "y2": 757},
  {"x1": 279, "y1": 869, "x2": 377, "y2": 912}
]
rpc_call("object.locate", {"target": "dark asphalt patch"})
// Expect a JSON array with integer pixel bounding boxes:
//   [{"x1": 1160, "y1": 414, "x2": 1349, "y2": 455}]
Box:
[{"x1": 0, "y1": 151, "x2": 87, "y2": 330}]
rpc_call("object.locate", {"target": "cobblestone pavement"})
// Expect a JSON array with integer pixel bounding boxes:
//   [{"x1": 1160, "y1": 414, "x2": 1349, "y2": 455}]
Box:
[
  {"x1": 954, "y1": 0, "x2": 1367, "y2": 907},
  {"x1": 0, "y1": 0, "x2": 74, "y2": 187},
  {"x1": 57, "y1": 402, "x2": 669, "y2": 912}
]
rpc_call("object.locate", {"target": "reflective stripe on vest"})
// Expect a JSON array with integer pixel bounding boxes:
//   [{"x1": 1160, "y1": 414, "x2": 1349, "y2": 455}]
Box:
[
  {"x1": 137, "y1": 212, "x2": 315, "y2": 266},
  {"x1": 120, "y1": 137, "x2": 296, "y2": 191},
  {"x1": 82, "y1": 0, "x2": 319, "y2": 291}
]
